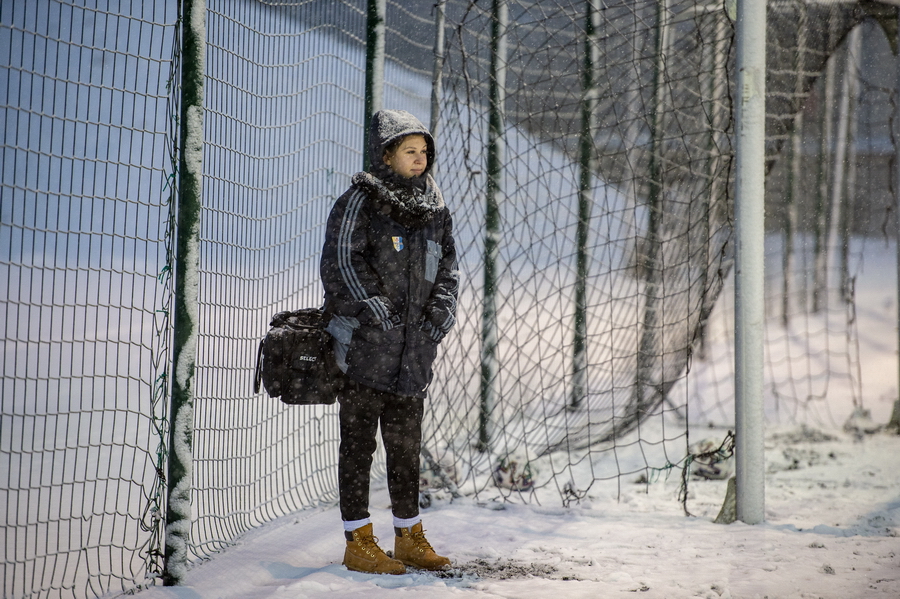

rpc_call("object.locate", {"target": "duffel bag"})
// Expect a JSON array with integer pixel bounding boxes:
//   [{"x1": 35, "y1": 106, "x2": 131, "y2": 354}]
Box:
[{"x1": 253, "y1": 308, "x2": 338, "y2": 405}]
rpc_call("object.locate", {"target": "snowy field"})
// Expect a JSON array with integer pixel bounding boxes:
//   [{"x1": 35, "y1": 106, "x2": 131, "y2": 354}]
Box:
[
  {"x1": 132, "y1": 426, "x2": 899, "y2": 599},
  {"x1": 131, "y1": 242, "x2": 900, "y2": 599}
]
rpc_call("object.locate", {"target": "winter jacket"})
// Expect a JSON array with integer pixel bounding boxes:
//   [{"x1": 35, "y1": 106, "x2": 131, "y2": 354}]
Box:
[{"x1": 320, "y1": 110, "x2": 459, "y2": 398}]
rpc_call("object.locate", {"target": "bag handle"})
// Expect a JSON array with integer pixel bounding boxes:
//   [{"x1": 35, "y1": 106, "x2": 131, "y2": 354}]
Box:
[{"x1": 253, "y1": 337, "x2": 265, "y2": 394}]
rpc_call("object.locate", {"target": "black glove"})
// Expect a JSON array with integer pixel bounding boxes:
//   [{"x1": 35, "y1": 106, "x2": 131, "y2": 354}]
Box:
[
  {"x1": 360, "y1": 296, "x2": 402, "y2": 330},
  {"x1": 422, "y1": 303, "x2": 455, "y2": 337},
  {"x1": 420, "y1": 319, "x2": 445, "y2": 343}
]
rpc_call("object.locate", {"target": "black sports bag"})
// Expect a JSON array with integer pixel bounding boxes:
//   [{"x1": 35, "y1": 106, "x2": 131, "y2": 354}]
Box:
[{"x1": 253, "y1": 308, "x2": 338, "y2": 405}]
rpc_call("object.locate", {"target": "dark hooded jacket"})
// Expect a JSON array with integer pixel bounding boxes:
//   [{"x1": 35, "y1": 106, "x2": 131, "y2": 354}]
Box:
[{"x1": 320, "y1": 110, "x2": 459, "y2": 398}]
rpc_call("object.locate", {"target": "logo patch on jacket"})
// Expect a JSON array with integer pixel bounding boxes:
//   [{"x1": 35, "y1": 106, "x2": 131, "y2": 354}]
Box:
[{"x1": 392, "y1": 236, "x2": 404, "y2": 251}]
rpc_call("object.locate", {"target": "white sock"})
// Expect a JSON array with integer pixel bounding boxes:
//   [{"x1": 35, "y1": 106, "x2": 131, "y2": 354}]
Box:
[
  {"x1": 393, "y1": 515, "x2": 421, "y2": 530},
  {"x1": 343, "y1": 518, "x2": 370, "y2": 532}
]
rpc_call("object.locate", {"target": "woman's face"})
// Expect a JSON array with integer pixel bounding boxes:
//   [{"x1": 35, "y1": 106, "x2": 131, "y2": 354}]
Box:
[{"x1": 384, "y1": 135, "x2": 428, "y2": 178}]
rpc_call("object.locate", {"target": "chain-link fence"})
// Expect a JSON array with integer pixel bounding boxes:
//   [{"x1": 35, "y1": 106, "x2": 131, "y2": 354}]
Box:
[{"x1": 1, "y1": 1, "x2": 896, "y2": 596}]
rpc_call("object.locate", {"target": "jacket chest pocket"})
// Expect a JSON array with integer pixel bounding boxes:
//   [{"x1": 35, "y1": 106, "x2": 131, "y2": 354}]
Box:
[{"x1": 425, "y1": 240, "x2": 441, "y2": 283}]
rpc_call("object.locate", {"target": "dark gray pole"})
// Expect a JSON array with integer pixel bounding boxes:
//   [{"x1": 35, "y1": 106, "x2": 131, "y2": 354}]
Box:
[
  {"x1": 431, "y1": 0, "x2": 446, "y2": 146},
  {"x1": 479, "y1": 0, "x2": 506, "y2": 452},
  {"x1": 363, "y1": 0, "x2": 385, "y2": 171},
  {"x1": 783, "y1": 112, "x2": 801, "y2": 327},
  {"x1": 571, "y1": 0, "x2": 601, "y2": 408},
  {"x1": 812, "y1": 46, "x2": 835, "y2": 313},
  {"x1": 635, "y1": 0, "x2": 669, "y2": 412},
  {"x1": 782, "y1": 9, "x2": 806, "y2": 327},
  {"x1": 840, "y1": 28, "x2": 861, "y2": 303},
  {"x1": 893, "y1": 9, "x2": 900, "y2": 433},
  {"x1": 163, "y1": 0, "x2": 206, "y2": 585},
  {"x1": 697, "y1": 6, "x2": 728, "y2": 357}
]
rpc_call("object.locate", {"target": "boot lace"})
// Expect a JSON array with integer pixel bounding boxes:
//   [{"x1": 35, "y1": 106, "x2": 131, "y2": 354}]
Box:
[
  {"x1": 356, "y1": 532, "x2": 385, "y2": 556},
  {"x1": 410, "y1": 528, "x2": 434, "y2": 552}
]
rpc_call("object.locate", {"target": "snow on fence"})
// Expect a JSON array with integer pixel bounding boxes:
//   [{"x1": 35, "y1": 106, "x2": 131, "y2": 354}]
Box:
[{"x1": 1, "y1": 0, "x2": 896, "y2": 597}]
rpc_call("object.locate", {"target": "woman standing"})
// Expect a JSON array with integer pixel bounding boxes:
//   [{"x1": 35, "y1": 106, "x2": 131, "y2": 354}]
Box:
[{"x1": 320, "y1": 109, "x2": 459, "y2": 574}]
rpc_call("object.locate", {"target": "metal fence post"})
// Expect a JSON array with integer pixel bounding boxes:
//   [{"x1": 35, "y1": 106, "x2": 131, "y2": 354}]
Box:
[
  {"x1": 431, "y1": 0, "x2": 446, "y2": 147},
  {"x1": 479, "y1": 0, "x2": 507, "y2": 452},
  {"x1": 892, "y1": 10, "x2": 900, "y2": 433},
  {"x1": 734, "y1": 0, "x2": 766, "y2": 525},
  {"x1": 571, "y1": 0, "x2": 600, "y2": 408},
  {"x1": 163, "y1": 0, "x2": 206, "y2": 585},
  {"x1": 782, "y1": 7, "x2": 805, "y2": 328},
  {"x1": 634, "y1": 0, "x2": 669, "y2": 414},
  {"x1": 363, "y1": 0, "x2": 386, "y2": 171}
]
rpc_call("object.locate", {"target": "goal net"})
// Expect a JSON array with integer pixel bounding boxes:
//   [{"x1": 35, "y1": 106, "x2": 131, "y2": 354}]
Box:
[{"x1": 1, "y1": 0, "x2": 895, "y2": 596}]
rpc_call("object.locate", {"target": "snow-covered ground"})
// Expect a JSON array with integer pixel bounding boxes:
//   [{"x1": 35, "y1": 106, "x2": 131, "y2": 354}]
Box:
[
  {"x1": 132, "y1": 243, "x2": 900, "y2": 599},
  {"x1": 131, "y1": 425, "x2": 900, "y2": 599}
]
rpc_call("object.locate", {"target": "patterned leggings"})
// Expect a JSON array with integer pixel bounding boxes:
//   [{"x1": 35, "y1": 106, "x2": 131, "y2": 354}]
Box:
[{"x1": 338, "y1": 379, "x2": 424, "y2": 522}]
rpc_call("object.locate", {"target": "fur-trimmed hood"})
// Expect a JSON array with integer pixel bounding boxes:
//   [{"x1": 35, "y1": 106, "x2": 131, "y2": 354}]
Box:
[
  {"x1": 358, "y1": 109, "x2": 444, "y2": 229},
  {"x1": 352, "y1": 171, "x2": 445, "y2": 230}
]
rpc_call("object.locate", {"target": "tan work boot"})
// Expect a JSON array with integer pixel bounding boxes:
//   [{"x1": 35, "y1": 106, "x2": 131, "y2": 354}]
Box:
[
  {"x1": 343, "y1": 523, "x2": 406, "y2": 575},
  {"x1": 394, "y1": 522, "x2": 451, "y2": 571}
]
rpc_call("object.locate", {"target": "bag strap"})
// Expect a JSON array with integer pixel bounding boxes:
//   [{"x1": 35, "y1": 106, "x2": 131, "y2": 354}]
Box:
[{"x1": 253, "y1": 336, "x2": 265, "y2": 394}]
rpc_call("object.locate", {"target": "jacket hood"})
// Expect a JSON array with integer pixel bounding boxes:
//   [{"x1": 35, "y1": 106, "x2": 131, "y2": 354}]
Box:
[
  {"x1": 352, "y1": 171, "x2": 444, "y2": 230},
  {"x1": 368, "y1": 109, "x2": 436, "y2": 181}
]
